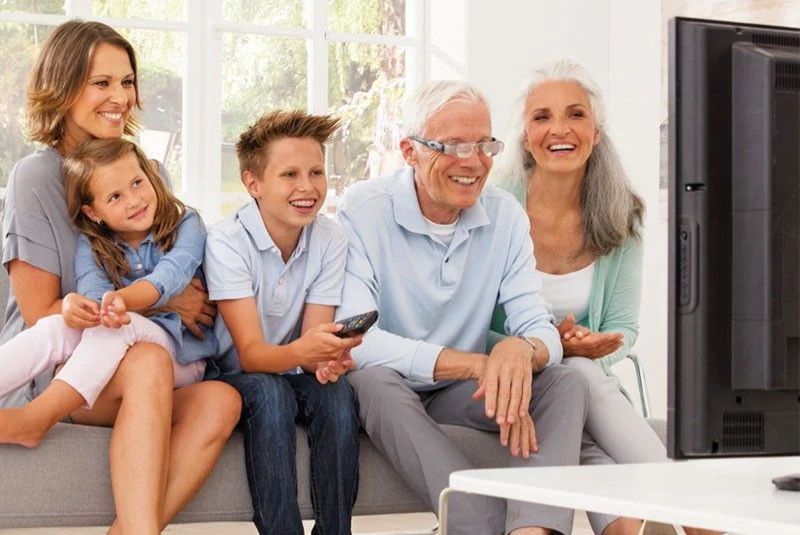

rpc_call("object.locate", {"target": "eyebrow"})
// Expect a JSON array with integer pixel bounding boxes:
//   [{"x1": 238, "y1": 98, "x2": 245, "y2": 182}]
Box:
[{"x1": 87, "y1": 72, "x2": 135, "y2": 80}]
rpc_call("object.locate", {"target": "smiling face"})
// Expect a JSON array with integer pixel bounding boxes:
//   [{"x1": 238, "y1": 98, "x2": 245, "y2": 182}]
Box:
[
  {"x1": 81, "y1": 152, "x2": 158, "y2": 246},
  {"x1": 523, "y1": 80, "x2": 600, "y2": 177},
  {"x1": 400, "y1": 98, "x2": 494, "y2": 224},
  {"x1": 245, "y1": 136, "x2": 327, "y2": 244},
  {"x1": 62, "y1": 43, "x2": 136, "y2": 153}
]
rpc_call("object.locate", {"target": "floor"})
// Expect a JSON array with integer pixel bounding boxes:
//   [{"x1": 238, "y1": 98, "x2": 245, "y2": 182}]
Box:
[{"x1": 0, "y1": 511, "x2": 608, "y2": 534}]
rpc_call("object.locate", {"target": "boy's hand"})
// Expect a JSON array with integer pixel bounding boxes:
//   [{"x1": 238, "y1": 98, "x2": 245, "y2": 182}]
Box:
[
  {"x1": 100, "y1": 291, "x2": 131, "y2": 329},
  {"x1": 315, "y1": 351, "x2": 357, "y2": 384},
  {"x1": 62, "y1": 292, "x2": 100, "y2": 329},
  {"x1": 292, "y1": 323, "x2": 362, "y2": 364}
]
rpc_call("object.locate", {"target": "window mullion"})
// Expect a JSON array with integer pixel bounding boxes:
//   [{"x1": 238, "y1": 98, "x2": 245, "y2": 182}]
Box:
[
  {"x1": 65, "y1": 0, "x2": 92, "y2": 18},
  {"x1": 307, "y1": 0, "x2": 329, "y2": 114}
]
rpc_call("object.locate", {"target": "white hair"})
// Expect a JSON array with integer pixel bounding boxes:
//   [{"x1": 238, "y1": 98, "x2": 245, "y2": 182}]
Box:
[
  {"x1": 493, "y1": 59, "x2": 644, "y2": 256},
  {"x1": 402, "y1": 80, "x2": 489, "y2": 138}
]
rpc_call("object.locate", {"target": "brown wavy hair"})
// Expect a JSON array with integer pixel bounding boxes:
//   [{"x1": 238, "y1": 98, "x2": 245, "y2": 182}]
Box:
[
  {"x1": 64, "y1": 138, "x2": 185, "y2": 289},
  {"x1": 27, "y1": 20, "x2": 141, "y2": 145}
]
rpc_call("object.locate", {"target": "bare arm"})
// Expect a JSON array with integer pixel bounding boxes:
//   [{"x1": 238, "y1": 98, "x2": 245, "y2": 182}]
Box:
[
  {"x1": 7, "y1": 260, "x2": 62, "y2": 326},
  {"x1": 433, "y1": 348, "x2": 486, "y2": 382}
]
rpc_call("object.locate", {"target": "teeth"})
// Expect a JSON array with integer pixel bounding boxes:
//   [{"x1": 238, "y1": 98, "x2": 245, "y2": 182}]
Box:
[
  {"x1": 289, "y1": 200, "x2": 315, "y2": 207},
  {"x1": 549, "y1": 143, "x2": 575, "y2": 151},
  {"x1": 100, "y1": 112, "x2": 123, "y2": 121},
  {"x1": 451, "y1": 176, "x2": 478, "y2": 185}
]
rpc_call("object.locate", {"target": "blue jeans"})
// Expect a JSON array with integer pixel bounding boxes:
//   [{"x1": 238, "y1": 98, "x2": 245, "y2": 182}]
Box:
[{"x1": 220, "y1": 372, "x2": 360, "y2": 535}]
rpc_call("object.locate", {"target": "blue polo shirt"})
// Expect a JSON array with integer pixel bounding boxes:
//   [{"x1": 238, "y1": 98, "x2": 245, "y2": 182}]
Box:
[
  {"x1": 204, "y1": 200, "x2": 348, "y2": 378},
  {"x1": 335, "y1": 167, "x2": 561, "y2": 391}
]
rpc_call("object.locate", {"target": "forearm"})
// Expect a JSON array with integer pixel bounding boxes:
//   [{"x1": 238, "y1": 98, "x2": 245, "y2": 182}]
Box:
[
  {"x1": 240, "y1": 340, "x2": 302, "y2": 374},
  {"x1": 115, "y1": 280, "x2": 161, "y2": 311},
  {"x1": 433, "y1": 348, "x2": 486, "y2": 381}
]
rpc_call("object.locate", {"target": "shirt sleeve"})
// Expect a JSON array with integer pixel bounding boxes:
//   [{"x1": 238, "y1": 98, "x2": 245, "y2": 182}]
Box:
[
  {"x1": 335, "y1": 205, "x2": 444, "y2": 385},
  {"x1": 305, "y1": 224, "x2": 347, "y2": 306},
  {"x1": 140, "y1": 210, "x2": 206, "y2": 308},
  {"x1": 496, "y1": 208, "x2": 563, "y2": 366},
  {"x1": 596, "y1": 238, "x2": 643, "y2": 370},
  {"x1": 74, "y1": 234, "x2": 114, "y2": 301},
  {"x1": 204, "y1": 226, "x2": 255, "y2": 301}
]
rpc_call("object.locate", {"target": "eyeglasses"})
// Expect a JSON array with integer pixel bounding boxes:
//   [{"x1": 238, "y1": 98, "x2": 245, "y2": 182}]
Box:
[{"x1": 409, "y1": 136, "x2": 505, "y2": 158}]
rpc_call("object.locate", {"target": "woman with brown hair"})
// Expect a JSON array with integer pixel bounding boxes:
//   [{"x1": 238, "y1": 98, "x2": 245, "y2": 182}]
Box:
[{"x1": 0, "y1": 20, "x2": 240, "y2": 535}]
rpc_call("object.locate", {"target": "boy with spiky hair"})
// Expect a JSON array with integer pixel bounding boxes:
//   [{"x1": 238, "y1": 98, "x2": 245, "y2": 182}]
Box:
[{"x1": 205, "y1": 110, "x2": 361, "y2": 534}]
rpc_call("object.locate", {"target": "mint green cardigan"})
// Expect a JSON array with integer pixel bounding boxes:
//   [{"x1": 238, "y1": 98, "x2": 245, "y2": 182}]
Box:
[{"x1": 488, "y1": 179, "x2": 643, "y2": 382}]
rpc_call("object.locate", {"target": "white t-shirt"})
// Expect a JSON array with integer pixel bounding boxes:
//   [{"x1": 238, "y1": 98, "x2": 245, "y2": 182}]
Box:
[
  {"x1": 537, "y1": 262, "x2": 595, "y2": 323},
  {"x1": 424, "y1": 216, "x2": 458, "y2": 247}
]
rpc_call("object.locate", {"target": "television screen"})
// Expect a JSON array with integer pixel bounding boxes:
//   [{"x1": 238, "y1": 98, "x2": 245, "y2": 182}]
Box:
[{"x1": 668, "y1": 17, "x2": 800, "y2": 459}]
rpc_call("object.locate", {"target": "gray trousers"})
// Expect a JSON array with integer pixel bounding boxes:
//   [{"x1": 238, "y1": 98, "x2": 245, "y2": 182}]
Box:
[
  {"x1": 565, "y1": 357, "x2": 668, "y2": 534},
  {"x1": 349, "y1": 364, "x2": 590, "y2": 535}
]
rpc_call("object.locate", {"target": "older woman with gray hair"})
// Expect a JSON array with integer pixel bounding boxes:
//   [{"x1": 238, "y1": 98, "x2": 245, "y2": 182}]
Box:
[{"x1": 488, "y1": 60, "x2": 718, "y2": 535}]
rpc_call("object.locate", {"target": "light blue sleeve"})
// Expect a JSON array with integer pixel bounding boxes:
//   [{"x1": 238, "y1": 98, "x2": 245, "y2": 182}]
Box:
[
  {"x1": 306, "y1": 223, "x2": 347, "y2": 306},
  {"x1": 75, "y1": 234, "x2": 114, "y2": 301},
  {"x1": 204, "y1": 224, "x2": 254, "y2": 301},
  {"x1": 140, "y1": 210, "x2": 206, "y2": 308},
  {"x1": 335, "y1": 205, "x2": 443, "y2": 385},
  {"x1": 496, "y1": 207, "x2": 562, "y2": 366},
  {"x1": 597, "y1": 238, "x2": 643, "y2": 370}
]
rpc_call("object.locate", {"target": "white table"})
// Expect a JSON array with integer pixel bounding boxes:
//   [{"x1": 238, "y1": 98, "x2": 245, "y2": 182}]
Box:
[{"x1": 439, "y1": 456, "x2": 800, "y2": 534}]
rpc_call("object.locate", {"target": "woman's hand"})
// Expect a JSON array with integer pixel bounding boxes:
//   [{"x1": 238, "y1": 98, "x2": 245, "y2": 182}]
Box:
[
  {"x1": 165, "y1": 278, "x2": 216, "y2": 339},
  {"x1": 100, "y1": 291, "x2": 131, "y2": 329},
  {"x1": 557, "y1": 313, "x2": 623, "y2": 359},
  {"x1": 291, "y1": 324, "x2": 363, "y2": 366},
  {"x1": 62, "y1": 292, "x2": 100, "y2": 329}
]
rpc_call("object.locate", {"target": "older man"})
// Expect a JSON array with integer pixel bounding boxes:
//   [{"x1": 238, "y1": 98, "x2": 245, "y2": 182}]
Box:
[{"x1": 336, "y1": 81, "x2": 588, "y2": 535}]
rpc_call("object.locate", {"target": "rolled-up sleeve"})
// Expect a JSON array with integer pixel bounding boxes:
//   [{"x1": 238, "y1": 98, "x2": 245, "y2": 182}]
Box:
[
  {"x1": 2, "y1": 197, "x2": 60, "y2": 276},
  {"x1": 140, "y1": 210, "x2": 206, "y2": 308},
  {"x1": 75, "y1": 235, "x2": 114, "y2": 301}
]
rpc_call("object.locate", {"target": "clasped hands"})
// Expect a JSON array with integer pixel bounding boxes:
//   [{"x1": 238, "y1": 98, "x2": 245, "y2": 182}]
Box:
[
  {"x1": 291, "y1": 323, "x2": 363, "y2": 384},
  {"x1": 62, "y1": 290, "x2": 130, "y2": 329}
]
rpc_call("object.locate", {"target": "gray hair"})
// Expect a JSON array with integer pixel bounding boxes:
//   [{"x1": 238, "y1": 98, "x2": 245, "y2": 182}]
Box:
[
  {"x1": 402, "y1": 80, "x2": 489, "y2": 138},
  {"x1": 493, "y1": 59, "x2": 644, "y2": 256}
]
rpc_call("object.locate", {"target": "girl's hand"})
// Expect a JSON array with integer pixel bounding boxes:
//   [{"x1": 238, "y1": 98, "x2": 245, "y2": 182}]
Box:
[
  {"x1": 557, "y1": 313, "x2": 623, "y2": 359},
  {"x1": 100, "y1": 291, "x2": 131, "y2": 329},
  {"x1": 314, "y1": 352, "x2": 356, "y2": 384},
  {"x1": 62, "y1": 292, "x2": 100, "y2": 329},
  {"x1": 166, "y1": 278, "x2": 216, "y2": 339},
  {"x1": 292, "y1": 324, "x2": 362, "y2": 365}
]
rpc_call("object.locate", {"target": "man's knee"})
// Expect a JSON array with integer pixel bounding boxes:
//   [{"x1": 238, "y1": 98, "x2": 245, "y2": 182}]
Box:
[{"x1": 348, "y1": 366, "x2": 408, "y2": 401}]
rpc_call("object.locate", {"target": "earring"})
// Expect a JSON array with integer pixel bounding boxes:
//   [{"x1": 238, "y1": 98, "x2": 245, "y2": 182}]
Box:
[{"x1": 95, "y1": 219, "x2": 103, "y2": 225}]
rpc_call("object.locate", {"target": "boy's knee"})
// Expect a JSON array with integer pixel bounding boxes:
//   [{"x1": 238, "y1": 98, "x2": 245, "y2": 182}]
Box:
[{"x1": 238, "y1": 375, "x2": 297, "y2": 424}]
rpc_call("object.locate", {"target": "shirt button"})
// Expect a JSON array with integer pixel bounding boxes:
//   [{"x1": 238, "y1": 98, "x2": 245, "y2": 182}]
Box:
[
  {"x1": 278, "y1": 278, "x2": 284, "y2": 285},
  {"x1": 136, "y1": 264, "x2": 143, "y2": 270}
]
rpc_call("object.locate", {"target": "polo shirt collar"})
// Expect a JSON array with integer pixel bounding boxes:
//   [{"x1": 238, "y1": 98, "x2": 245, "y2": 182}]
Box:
[
  {"x1": 239, "y1": 199, "x2": 309, "y2": 256},
  {"x1": 392, "y1": 166, "x2": 491, "y2": 236}
]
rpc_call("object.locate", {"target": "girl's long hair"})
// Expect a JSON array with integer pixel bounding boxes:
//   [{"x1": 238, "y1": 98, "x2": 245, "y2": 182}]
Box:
[{"x1": 64, "y1": 138, "x2": 185, "y2": 288}]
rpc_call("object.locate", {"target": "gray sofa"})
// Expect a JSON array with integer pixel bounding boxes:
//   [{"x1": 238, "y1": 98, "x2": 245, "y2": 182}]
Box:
[{"x1": 0, "y1": 265, "x2": 667, "y2": 529}]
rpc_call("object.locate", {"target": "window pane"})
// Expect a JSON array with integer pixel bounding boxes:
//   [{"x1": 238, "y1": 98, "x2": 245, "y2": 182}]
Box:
[
  {"x1": 116, "y1": 28, "x2": 185, "y2": 193},
  {"x1": 329, "y1": 0, "x2": 408, "y2": 36},
  {"x1": 0, "y1": 0, "x2": 63, "y2": 14},
  {"x1": 328, "y1": 42, "x2": 405, "y2": 203},
  {"x1": 223, "y1": 0, "x2": 305, "y2": 28},
  {"x1": 93, "y1": 0, "x2": 185, "y2": 21},
  {"x1": 0, "y1": 23, "x2": 54, "y2": 191},
  {"x1": 220, "y1": 33, "x2": 308, "y2": 215}
]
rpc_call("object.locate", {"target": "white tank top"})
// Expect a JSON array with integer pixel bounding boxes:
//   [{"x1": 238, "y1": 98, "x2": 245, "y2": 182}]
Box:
[{"x1": 537, "y1": 262, "x2": 595, "y2": 323}]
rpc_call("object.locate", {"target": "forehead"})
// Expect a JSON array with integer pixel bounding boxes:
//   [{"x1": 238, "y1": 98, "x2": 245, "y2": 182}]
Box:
[
  {"x1": 262, "y1": 137, "x2": 324, "y2": 167},
  {"x1": 89, "y1": 43, "x2": 133, "y2": 75},
  {"x1": 91, "y1": 152, "x2": 141, "y2": 185},
  {"x1": 423, "y1": 98, "x2": 491, "y2": 140},
  {"x1": 526, "y1": 80, "x2": 591, "y2": 110}
]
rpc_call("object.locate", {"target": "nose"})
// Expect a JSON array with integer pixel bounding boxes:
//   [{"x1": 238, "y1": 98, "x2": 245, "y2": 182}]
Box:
[
  {"x1": 109, "y1": 81, "x2": 129, "y2": 105},
  {"x1": 551, "y1": 116, "x2": 569, "y2": 136}
]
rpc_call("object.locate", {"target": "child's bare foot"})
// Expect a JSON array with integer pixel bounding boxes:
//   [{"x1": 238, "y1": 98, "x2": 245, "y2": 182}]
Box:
[{"x1": 0, "y1": 407, "x2": 47, "y2": 448}]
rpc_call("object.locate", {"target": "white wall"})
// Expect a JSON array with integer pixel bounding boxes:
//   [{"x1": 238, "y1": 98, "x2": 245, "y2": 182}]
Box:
[{"x1": 463, "y1": 0, "x2": 667, "y2": 418}]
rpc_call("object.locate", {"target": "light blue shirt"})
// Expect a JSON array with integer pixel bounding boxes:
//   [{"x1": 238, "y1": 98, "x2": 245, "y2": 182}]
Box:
[
  {"x1": 335, "y1": 167, "x2": 562, "y2": 391},
  {"x1": 204, "y1": 200, "x2": 348, "y2": 378},
  {"x1": 73, "y1": 209, "x2": 216, "y2": 364}
]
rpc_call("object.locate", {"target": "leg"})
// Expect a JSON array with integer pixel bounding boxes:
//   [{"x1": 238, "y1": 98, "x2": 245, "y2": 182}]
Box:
[
  {"x1": 350, "y1": 367, "x2": 505, "y2": 535},
  {"x1": 284, "y1": 373, "x2": 359, "y2": 535},
  {"x1": 221, "y1": 372, "x2": 303, "y2": 535},
  {"x1": 426, "y1": 364, "x2": 590, "y2": 535},
  {"x1": 70, "y1": 342, "x2": 174, "y2": 535}
]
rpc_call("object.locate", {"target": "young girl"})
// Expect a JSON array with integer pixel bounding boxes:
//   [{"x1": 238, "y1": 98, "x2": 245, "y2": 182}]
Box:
[{"x1": 0, "y1": 137, "x2": 213, "y2": 446}]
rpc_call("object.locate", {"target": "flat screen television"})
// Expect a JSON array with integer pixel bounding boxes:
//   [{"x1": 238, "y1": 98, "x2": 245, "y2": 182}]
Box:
[{"x1": 668, "y1": 17, "x2": 800, "y2": 460}]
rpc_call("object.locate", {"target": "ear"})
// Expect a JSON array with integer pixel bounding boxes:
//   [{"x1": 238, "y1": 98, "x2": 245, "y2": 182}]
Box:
[
  {"x1": 593, "y1": 128, "x2": 601, "y2": 146},
  {"x1": 242, "y1": 170, "x2": 262, "y2": 199},
  {"x1": 400, "y1": 137, "x2": 418, "y2": 167},
  {"x1": 81, "y1": 204, "x2": 100, "y2": 223}
]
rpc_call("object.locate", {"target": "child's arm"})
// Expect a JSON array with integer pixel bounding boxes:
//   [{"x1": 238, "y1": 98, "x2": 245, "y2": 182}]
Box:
[
  {"x1": 300, "y1": 303, "x2": 359, "y2": 383},
  {"x1": 217, "y1": 297, "x2": 351, "y2": 373}
]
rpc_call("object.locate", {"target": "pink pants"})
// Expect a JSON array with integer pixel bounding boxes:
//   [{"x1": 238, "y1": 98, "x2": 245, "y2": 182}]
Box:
[{"x1": 0, "y1": 313, "x2": 205, "y2": 408}]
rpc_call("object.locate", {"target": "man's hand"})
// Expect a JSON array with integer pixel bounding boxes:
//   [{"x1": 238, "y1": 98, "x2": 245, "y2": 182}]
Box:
[
  {"x1": 62, "y1": 292, "x2": 100, "y2": 329},
  {"x1": 475, "y1": 336, "x2": 535, "y2": 426},
  {"x1": 292, "y1": 324, "x2": 363, "y2": 366},
  {"x1": 165, "y1": 278, "x2": 216, "y2": 339},
  {"x1": 557, "y1": 313, "x2": 623, "y2": 359},
  {"x1": 100, "y1": 290, "x2": 131, "y2": 329},
  {"x1": 499, "y1": 413, "x2": 538, "y2": 459},
  {"x1": 315, "y1": 352, "x2": 356, "y2": 384}
]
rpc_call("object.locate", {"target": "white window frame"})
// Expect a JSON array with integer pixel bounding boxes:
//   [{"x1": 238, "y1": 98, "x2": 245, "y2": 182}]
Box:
[{"x1": 0, "y1": 0, "x2": 431, "y2": 222}]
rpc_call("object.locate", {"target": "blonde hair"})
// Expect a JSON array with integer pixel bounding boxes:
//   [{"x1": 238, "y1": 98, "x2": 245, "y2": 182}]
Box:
[
  {"x1": 236, "y1": 109, "x2": 341, "y2": 177},
  {"x1": 64, "y1": 138, "x2": 185, "y2": 288},
  {"x1": 494, "y1": 59, "x2": 644, "y2": 256},
  {"x1": 26, "y1": 20, "x2": 141, "y2": 145}
]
